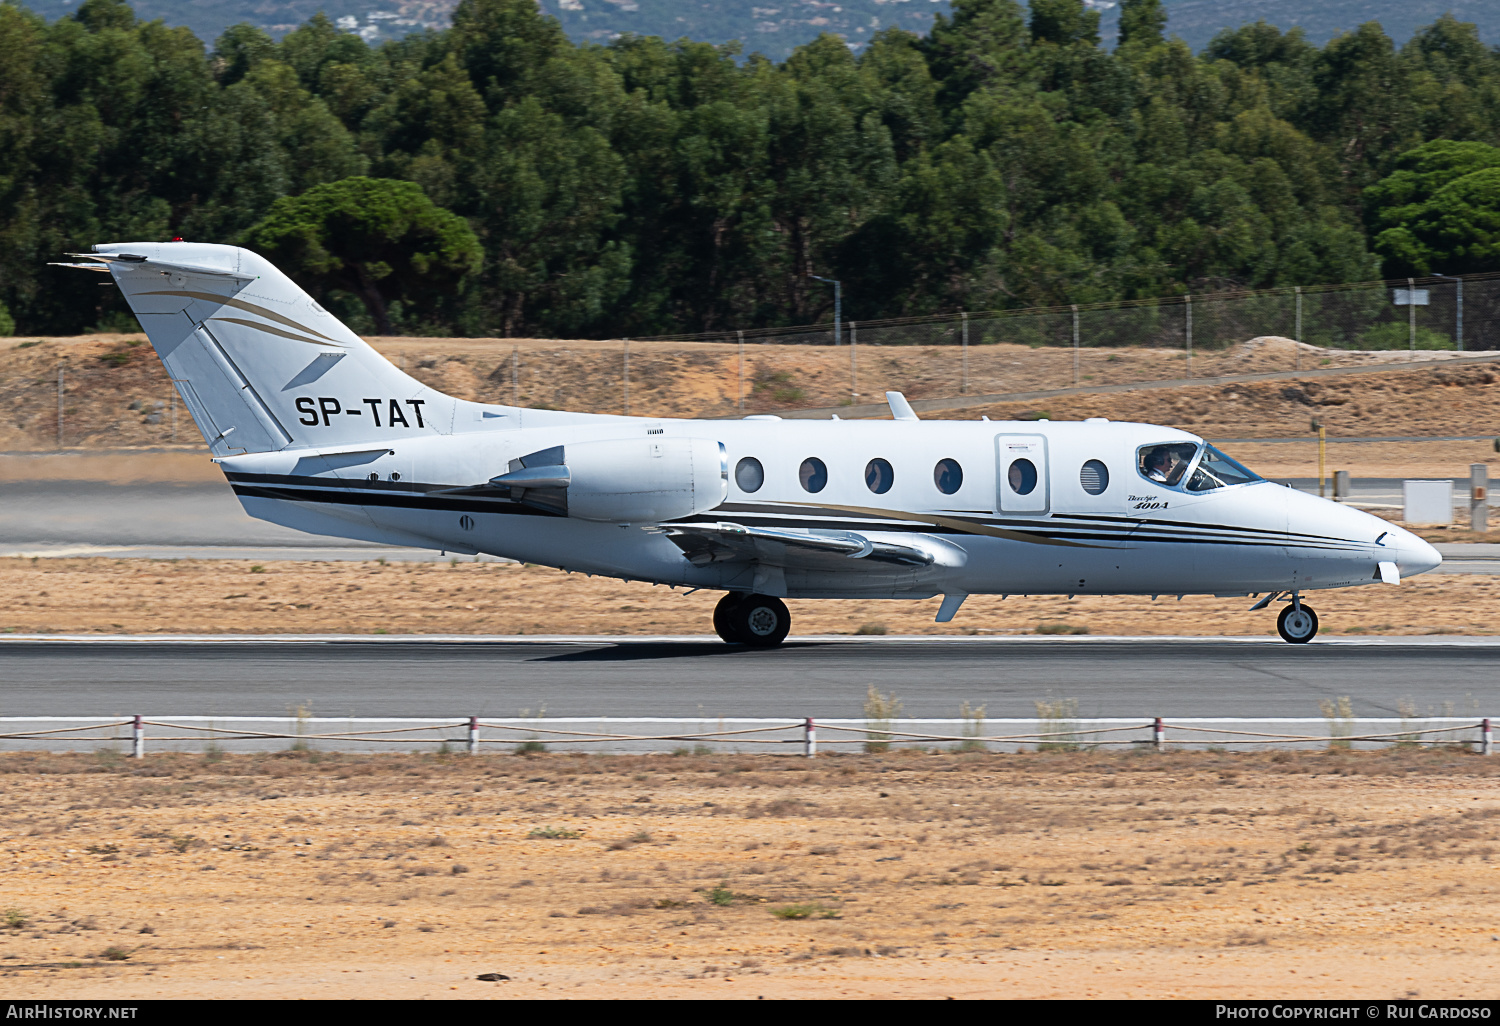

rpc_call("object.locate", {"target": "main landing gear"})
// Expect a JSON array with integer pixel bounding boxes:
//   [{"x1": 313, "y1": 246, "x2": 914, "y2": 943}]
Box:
[
  {"x1": 1276, "y1": 596, "x2": 1319, "y2": 644},
  {"x1": 713, "y1": 592, "x2": 791, "y2": 648}
]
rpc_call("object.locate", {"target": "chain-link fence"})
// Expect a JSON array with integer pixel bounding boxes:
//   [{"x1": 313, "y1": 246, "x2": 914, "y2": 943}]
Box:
[
  {"x1": 431, "y1": 271, "x2": 1500, "y2": 421},
  {"x1": 17, "y1": 272, "x2": 1500, "y2": 451}
]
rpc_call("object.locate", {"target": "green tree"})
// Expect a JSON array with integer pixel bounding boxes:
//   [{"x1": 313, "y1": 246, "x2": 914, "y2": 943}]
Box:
[
  {"x1": 1117, "y1": 0, "x2": 1166, "y2": 49},
  {"x1": 1368, "y1": 141, "x2": 1500, "y2": 275},
  {"x1": 212, "y1": 24, "x2": 276, "y2": 87},
  {"x1": 247, "y1": 177, "x2": 482, "y2": 334},
  {"x1": 923, "y1": 0, "x2": 1028, "y2": 115},
  {"x1": 1308, "y1": 23, "x2": 1419, "y2": 192},
  {"x1": 1028, "y1": 0, "x2": 1099, "y2": 47}
]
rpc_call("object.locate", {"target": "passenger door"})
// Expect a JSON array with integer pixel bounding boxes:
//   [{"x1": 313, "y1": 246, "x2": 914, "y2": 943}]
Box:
[{"x1": 996, "y1": 434, "x2": 1049, "y2": 515}]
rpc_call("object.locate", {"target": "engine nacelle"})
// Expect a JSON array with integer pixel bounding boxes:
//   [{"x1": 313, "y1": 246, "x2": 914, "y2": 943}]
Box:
[{"x1": 493, "y1": 436, "x2": 728, "y2": 523}]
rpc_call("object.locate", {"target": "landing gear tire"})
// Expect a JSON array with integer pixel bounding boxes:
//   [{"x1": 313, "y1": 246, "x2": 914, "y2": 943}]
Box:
[
  {"x1": 713, "y1": 592, "x2": 748, "y2": 644},
  {"x1": 728, "y1": 594, "x2": 791, "y2": 649},
  {"x1": 1277, "y1": 603, "x2": 1319, "y2": 644}
]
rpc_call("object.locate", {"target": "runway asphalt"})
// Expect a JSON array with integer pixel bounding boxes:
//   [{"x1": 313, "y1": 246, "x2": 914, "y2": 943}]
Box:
[{"x1": 0, "y1": 636, "x2": 1494, "y2": 720}]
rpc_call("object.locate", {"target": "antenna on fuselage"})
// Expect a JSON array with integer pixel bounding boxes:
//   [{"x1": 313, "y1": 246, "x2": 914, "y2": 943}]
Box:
[{"x1": 886, "y1": 391, "x2": 918, "y2": 422}]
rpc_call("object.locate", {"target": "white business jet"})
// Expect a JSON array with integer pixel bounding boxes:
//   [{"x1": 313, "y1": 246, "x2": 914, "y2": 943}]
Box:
[{"x1": 56, "y1": 242, "x2": 1442, "y2": 645}]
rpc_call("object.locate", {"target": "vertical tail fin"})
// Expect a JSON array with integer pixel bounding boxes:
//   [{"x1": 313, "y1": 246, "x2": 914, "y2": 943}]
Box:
[{"x1": 75, "y1": 242, "x2": 461, "y2": 456}]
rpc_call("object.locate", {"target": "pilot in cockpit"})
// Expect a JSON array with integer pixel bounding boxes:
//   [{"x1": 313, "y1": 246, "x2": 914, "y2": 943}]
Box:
[
  {"x1": 1144, "y1": 447, "x2": 1174, "y2": 483},
  {"x1": 1139, "y1": 443, "x2": 1198, "y2": 487}
]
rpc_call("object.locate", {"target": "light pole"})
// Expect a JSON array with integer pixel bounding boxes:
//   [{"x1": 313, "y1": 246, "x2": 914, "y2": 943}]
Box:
[
  {"x1": 1433, "y1": 273, "x2": 1463, "y2": 351},
  {"x1": 808, "y1": 273, "x2": 841, "y2": 346}
]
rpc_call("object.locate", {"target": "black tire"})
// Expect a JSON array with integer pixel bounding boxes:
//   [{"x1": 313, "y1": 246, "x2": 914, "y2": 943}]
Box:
[
  {"x1": 713, "y1": 592, "x2": 747, "y2": 644},
  {"x1": 1277, "y1": 603, "x2": 1319, "y2": 644},
  {"x1": 729, "y1": 594, "x2": 791, "y2": 649}
]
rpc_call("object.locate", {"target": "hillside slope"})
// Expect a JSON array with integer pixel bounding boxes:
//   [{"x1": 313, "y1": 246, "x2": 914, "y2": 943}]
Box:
[{"x1": 3, "y1": 333, "x2": 1496, "y2": 453}]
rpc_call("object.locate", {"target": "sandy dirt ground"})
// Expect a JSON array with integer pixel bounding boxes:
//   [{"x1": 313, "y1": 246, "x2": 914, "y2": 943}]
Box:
[
  {"x1": 2, "y1": 333, "x2": 1493, "y2": 451},
  {"x1": 0, "y1": 750, "x2": 1497, "y2": 999},
  {"x1": 0, "y1": 559, "x2": 1494, "y2": 638},
  {"x1": 964, "y1": 356, "x2": 1500, "y2": 444}
]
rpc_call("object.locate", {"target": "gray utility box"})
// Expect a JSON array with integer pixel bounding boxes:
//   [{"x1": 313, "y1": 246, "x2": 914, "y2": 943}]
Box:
[{"x1": 1404, "y1": 480, "x2": 1453, "y2": 526}]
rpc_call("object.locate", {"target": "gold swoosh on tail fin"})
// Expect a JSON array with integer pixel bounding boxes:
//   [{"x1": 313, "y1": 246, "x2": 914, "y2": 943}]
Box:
[
  {"x1": 210, "y1": 316, "x2": 342, "y2": 349},
  {"x1": 142, "y1": 290, "x2": 344, "y2": 346}
]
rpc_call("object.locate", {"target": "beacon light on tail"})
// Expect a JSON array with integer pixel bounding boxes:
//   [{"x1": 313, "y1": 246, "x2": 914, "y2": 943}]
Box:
[{"x1": 56, "y1": 242, "x2": 1442, "y2": 646}]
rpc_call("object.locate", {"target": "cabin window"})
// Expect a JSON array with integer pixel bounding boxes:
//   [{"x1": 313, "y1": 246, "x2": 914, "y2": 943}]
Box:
[
  {"x1": 934, "y1": 458, "x2": 963, "y2": 495},
  {"x1": 799, "y1": 457, "x2": 828, "y2": 493},
  {"x1": 1186, "y1": 445, "x2": 1262, "y2": 492},
  {"x1": 735, "y1": 456, "x2": 764, "y2": 493},
  {"x1": 1007, "y1": 458, "x2": 1037, "y2": 495},
  {"x1": 1080, "y1": 459, "x2": 1109, "y2": 495},
  {"x1": 1137, "y1": 443, "x2": 1197, "y2": 487},
  {"x1": 865, "y1": 458, "x2": 894, "y2": 494}
]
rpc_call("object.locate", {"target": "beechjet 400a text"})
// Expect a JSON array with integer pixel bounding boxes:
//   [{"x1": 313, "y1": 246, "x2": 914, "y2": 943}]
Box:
[{"x1": 56, "y1": 243, "x2": 1442, "y2": 645}]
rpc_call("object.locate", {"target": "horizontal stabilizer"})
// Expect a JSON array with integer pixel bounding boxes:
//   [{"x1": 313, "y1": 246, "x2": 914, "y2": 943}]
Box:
[
  {"x1": 62, "y1": 252, "x2": 256, "y2": 281},
  {"x1": 47, "y1": 262, "x2": 112, "y2": 273}
]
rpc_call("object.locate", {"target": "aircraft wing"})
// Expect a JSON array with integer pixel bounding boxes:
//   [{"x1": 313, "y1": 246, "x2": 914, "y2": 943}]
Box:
[{"x1": 662, "y1": 521, "x2": 962, "y2": 571}]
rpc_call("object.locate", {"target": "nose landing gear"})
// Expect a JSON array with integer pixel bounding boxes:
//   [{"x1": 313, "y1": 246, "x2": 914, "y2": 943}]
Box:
[
  {"x1": 712, "y1": 592, "x2": 791, "y2": 648},
  {"x1": 1276, "y1": 595, "x2": 1319, "y2": 644}
]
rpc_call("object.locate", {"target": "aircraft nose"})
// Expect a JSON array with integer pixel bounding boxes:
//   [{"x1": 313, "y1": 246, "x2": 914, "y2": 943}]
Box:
[{"x1": 1393, "y1": 532, "x2": 1442, "y2": 577}]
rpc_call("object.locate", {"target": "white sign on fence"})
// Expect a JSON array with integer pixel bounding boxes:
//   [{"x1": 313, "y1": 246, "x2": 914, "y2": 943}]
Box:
[
  {"x1": 1404, "y1": 479, "x2": 1453, "y2": 525},
  {"x1": 1393, "y1": 288, "x2": 1431, "y2": 306}
]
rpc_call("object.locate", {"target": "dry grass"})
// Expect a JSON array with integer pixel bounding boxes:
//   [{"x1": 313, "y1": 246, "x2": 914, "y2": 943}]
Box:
[
  {"x1": 3, "y1": 333, "x2": 1498, "y2": 452},
  {"x1": 0, "y1": 749, "x2": 1498, "y2": 998}
]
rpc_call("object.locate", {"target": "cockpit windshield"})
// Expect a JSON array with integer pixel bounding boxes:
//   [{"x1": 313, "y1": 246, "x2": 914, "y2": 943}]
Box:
[
  {"x1": 1186, "y1": 445, "x2": 1262, "y2": 491},
  {"x1": 1137, "y1": 442, "x2": 1263, "y2": 492},
  {"x1": 1137, "y1": 443, "x2": 1197, "y2": 487}
]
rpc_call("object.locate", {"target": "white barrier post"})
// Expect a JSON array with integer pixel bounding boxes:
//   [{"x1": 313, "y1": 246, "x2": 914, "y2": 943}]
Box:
[
  {"x1": 468, "y1": 716, "x2": 480, "y2": 756},
  {"x1": 803, "y1": 718, "x2": 816, "y2": 759},
  {"x1": 132, "y1": 715, "x2": 144, "y2": 759},
  {"x1": 1153, "y1": 717, "x2": 1165, "y2": 752},
  {"x1": 1483, "y1": 718, "x2": 1492, "y2": 756}
]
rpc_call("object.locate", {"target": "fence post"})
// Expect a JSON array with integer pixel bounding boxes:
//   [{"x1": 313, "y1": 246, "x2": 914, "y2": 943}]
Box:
[
  {"x1": 1153, "y1": 716, "x2": 1164, "y2": 752},
  {"x1": 132, "y1": 715, "x2": 144, "y2": 759},
  {"x1": 960, "y1": 311, "x2": 968, "y2": 395},
  {"x1": 803, "y1": 717, "x2": 816, "y2": 758},
  {"x1": 468, "y1": 716, "x2": 480, "y2": 755},
  {"x1": 848, "y1": 322, "x2": 858, "y2": 402},
  {"x1": 1294, "y1": 286, "x2": 1302, "y2": 372},
  {"x1": 1483, "y1": 718, "x2": 1492, "y2": 756},
  {"x1": 1071, "y1": 304, "x2": 1079, "y2": 387},
  {"x1": 737, "y1": 330, "x2": 745, "y2": 412},
  {"x1": 1457, "y1": 275, "x2": 1464, "y2": 351},
  {"x1": 56, "y1": 365, "x2": 64, "y2": 447},
  {"x1": 623, "y1": 339, "x2": 630, "y2": 415},
  {"x1": 1471, "y1": 463, "x2": 1488, "y2": 533},
  {"x1": 1184, "y1": 296, "x2": 1192, "y2": 378},
  {"x1": 511, "y1": 346, "x2": 519, "y2": 408},
  {"x1": 1408, "y1": 278, "x2": 1416, "y2": 356}
]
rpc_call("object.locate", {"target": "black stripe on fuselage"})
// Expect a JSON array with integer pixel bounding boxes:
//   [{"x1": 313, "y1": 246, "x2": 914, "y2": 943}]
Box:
[{"x1": 225, "y1": 473, "x2": 1368, "y2": 552}]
